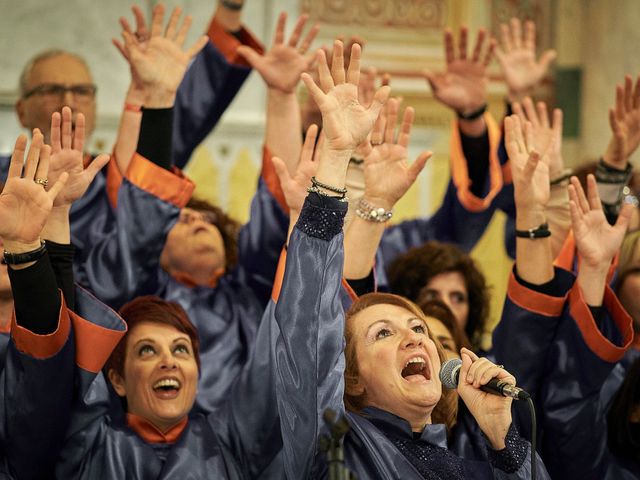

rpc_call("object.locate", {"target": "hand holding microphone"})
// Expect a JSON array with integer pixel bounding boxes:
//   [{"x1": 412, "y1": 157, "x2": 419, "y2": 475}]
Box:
[{"x1": 443, "y1": 348, "x2": 525, "y2": 450}]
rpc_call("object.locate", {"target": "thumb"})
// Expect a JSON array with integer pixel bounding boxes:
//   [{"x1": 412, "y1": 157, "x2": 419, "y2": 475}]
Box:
[
  {"x1": 408, "y1": 151, "x2": 431, "y2": 182},
  {"x1": 237, "y1": 45, "x2": 263, "y2": 69},
  {"x1": 538, "y1": 49, "x2": 557, "y2": 70},
  {"x1": 271, "y1": 156, "x2": 291, "y2": 187},
  {"x1": 615, "y1": 201, "x2": 635, "y2": 234},
  {"x1": 186, "y1": 35, "x2": 209, "y2": 59},
  {"x1": 85, "y1": 154, "x2": 111, "y2": 181},
  {"x1": 47, "y1": 172, "x2": 69, "y2": 201},
  {"x1": 367, "y1": 86, "x2": 391, "y2": 122}
]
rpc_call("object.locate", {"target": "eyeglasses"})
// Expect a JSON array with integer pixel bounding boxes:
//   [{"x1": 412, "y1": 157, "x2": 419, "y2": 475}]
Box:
[
  {"x1": 22, "y1": 83, "x2": 97, "y2": 101},
  {"x1": 179, "y1": 209, "x2": 219, "y2": 226}
]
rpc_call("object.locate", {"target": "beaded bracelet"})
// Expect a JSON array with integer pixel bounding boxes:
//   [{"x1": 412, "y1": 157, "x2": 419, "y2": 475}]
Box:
[
  {"x1": 310, "y1": 176, "x2": 348, "y2": 195},
  {"x1": 306, "y1": 185, "x2": 349, "y2": 202}
]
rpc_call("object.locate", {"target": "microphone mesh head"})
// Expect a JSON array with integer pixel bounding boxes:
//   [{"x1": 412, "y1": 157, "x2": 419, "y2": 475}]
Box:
[{"x1": 439, "y1": 358, "x2": 462, "y2": 389}]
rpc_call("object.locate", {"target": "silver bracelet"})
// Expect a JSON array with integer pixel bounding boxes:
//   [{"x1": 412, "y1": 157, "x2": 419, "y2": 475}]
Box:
[
  {"x1": 355, "y1": 198, "x2": 393, "y2": 223},
  {"x1": 307, "y1": 185, "x2": 349, "y2": 202}
]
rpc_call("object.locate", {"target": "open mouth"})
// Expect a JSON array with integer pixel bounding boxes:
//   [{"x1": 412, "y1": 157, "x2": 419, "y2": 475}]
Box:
[
  {"x1": 152, "y1": 377, "x2": 181, "y2": 399},
  {"x1": 401, "y1": 356, "x2": 431, "y2": 384}
]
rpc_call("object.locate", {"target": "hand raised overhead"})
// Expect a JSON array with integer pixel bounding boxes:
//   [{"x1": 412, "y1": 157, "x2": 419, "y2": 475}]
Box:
[
  {"x1": 119, "y1": 4, "x2": 208, "y2": 106},
  {"x1": 47, "y1": 107, "x2": 110, "y2": 208},
  {"x1": 504, "y1": 115, "x2": 553, "y2": 212},
  {"x1": 272, "y1": 125, "x2": 320, "y2": 215},
  {"x1": 604, "y1": 74, "x2": 640, "y2": 169},
  {"x1": 512, "y1": 97, "x2": 564, "y2": 179},
  {"x1": 496, "y1": 18, "x2": 556, "y2": 100},
  {"x1": 0, "y1": 132, "x2": 68, "y2": 248},
  {"x1": 301, "y1": 40, "x2": 390, "y2": 154},
  {"x1": 425, "y1": 26, "x2": 495, "y2": 114},
  {"x1": 361, "y1": 98, "x2": 431, "y2": 209},
  {"x1": 569, "y1": 175, "x2": 633, "y2": 270},
  {"x1": 238, "y1": 12, "x2": 319, "y2": 93}
]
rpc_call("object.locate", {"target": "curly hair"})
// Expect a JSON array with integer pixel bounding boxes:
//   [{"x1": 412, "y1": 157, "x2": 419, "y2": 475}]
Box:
[
  {"x1": 386, "y1": 241, "x2": 489, "y2": 349},
  {"x1": 186, "y1": 198, "x2": 241, "y2": 271},
  {"x1": 344, "y1": 293, "x2": 458, "y2": 431}
]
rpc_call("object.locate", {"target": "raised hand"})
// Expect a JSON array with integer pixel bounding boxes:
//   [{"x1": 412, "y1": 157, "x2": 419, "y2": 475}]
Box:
[
  {"x1": 504, "y1": 115, "x2": 552, "y2": 213},
  {"x1": 301, "y1": 41, "x2": 390, "y2": 154},
  {"x1": 120, "y1": 4, "x2": 208, "y2": 107},
  {"x1": 496, "y1": 18, "x2": 556, "y2": 101},
  {"x1": 272, "y1": 125, "x2": 319, "y2": 215},
  {"x1": 360, "y1": 99, "x2": 431, "y2": 209},
  {"x1": 113, "y1": 5, "x2": 150, "y2": 96},
  {"x1": 457, "y1": 348, "x2": 515, "y2": 450},
  {"x1": 424, "y1": 27, "x2": 495, "y2": 114},
  {"x1": 47, "y1": 107, "x2": 110, "y2": 208},
  {"x1": 238, "y1": 12, "x2": 319, "y2": 93},
  {"x1": 512, "y1": 97, "x2": 564, "y2": 179},
  {"x1": 0, "y1": 132, "x2": 68, "y2": 248},
  {"x1": 603, "y1": 74, "x2": 640, "y2": 169},
  {"x1": 569, "y1": 175, "x2": 633, "y2": 269}
]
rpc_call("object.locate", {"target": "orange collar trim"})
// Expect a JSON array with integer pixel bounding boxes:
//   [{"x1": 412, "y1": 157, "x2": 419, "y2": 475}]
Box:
[{"x1": 126, "y1": 413, "x2": 188, "y2": 444}]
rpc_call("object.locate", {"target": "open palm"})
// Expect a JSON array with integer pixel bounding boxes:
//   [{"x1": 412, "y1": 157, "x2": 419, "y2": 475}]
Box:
[
  {"x1": 504, "y1": 115, "x2": 551, "y2": 210},
  {"x1": 238, "y1": 12, "x2": 318, "y2": 93},
  {"x1": 123, "y1": 4, "x2": 207, "y2": 95},
  {"x1": 496, "y1": 19, "x2": 556, "y2": 95},
  {"x1": 363, "y1": 101, "x2": 430, "y2": 207},
  {"x1": 425, "y1": 27, "x2": 494, "y2": 113},
  {"x1": 302, "y1": 41, "x2": 390, "y2": 153},
  {"x1": 0, "y1": 134, "x2": 67, "y2": 244},
  {"x1": 48, "y1": 108, "x2": 110, "y2": 207},
  {"x1": 569, "y1": 175, "x2": 632, "y2": 268}
]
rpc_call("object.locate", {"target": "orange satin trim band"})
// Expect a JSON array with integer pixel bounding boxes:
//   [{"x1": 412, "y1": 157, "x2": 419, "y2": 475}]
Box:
[
  {"x1": 126, "y1": 153, "x2": 195, "y2": 208},
  {"x1": 449, "y1": 112, "x2": 503, "y2": 212}
]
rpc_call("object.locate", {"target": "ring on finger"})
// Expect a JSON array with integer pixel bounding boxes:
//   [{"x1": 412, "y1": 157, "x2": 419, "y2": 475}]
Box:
[{"x1": 34, "y1": 178, "x2": 48, "y2": 188}]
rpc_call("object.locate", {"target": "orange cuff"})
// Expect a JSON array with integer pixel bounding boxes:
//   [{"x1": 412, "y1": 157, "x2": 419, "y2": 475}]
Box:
[
  {"x1": 262, "y1": 145, "x2": 289, "y2": 214},
  {"x1": 569, "y1": 284, "x2": 634, "y2": 363},
  {"x1": 450, "y1": 112, "x2": 503, "y2": 212},
  {"x1": 507, "y1": 271, "x2": 568, "y2": 317},
  {"x1": 271, "y1": 247, "x2": 287, "y2": 303},
  {"x1": 11, "y1": 291, "x2": 70, "y2": 359},
  {"x1": 207, "y1": 18, "x2": 264, "y2": 67},
  {"x1": 71, "y1": 309, "x2": 127, "y2": 374},
  {"x1": 106, "y1": 153, "x2": 124, "y2": 209},
  {"x1": 126, "y1": 153, "x2": 195, "y2": 208}
]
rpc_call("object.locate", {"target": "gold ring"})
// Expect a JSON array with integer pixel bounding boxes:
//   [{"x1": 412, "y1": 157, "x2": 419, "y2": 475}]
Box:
[
  {"x1": 34, "y1": 178, "x2": 48, "y2": 188},
  {"x1": 496, "y1": 364, "x2": 505, "y2": 369}
]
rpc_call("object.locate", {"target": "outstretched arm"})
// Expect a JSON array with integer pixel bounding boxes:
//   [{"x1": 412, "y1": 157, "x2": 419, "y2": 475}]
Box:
[
  {"x1": 511, "y1": 98, "x2": 569, "y2": 258},
  {"x1": 344, "y1": 99, "x2": 430, "y2": 281},
  {"x1": 239, "y1": 12, "x2": 318, "y2": 176},
  {"x1": 112, "y1": 4, "x2": 207, "y2": 174},
  {"x1": 599, "y1": 75, "x2": 640, "y2": 223}
]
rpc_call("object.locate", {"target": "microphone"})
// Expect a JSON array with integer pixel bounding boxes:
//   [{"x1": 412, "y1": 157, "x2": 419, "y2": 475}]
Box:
[{"x1": 439, "y1": 358, "x2": 530, "y2": 401}]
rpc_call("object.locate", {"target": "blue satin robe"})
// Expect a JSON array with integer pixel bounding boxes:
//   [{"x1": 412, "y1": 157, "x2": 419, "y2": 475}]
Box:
[
  {"x1": 492, "y1": 266, "x2": 635, "y2": 479},
  {"x1": 274, "y1": 194, "x2": 549, "y2": 480},
  {"x1": 0, "y1": 287, "x2": 127, "y2": 479},
  {"x1": 3, "y1": 194, "x2": 350, "y2": 479}
]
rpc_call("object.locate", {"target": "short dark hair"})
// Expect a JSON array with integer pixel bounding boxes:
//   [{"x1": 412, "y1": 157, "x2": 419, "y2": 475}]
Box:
[
  {"x1": 106, "y1": 296, "x2": 201, "y2": 378},
  {"x1": 186, "y1": 198, "x2": 241, "y2": 271}
]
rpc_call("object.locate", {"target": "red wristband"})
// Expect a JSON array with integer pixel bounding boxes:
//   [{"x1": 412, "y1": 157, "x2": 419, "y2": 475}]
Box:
[{"x1": 124, "y1": 103, "x2": 142, "y2": 113}]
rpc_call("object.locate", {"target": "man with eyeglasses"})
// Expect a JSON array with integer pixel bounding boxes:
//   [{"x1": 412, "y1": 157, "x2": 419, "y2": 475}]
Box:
[{"x1": 15, "y1": 50, "x2": 97, "y2": 146}]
